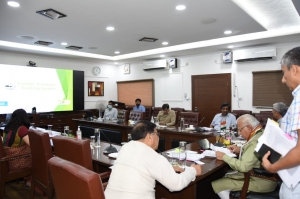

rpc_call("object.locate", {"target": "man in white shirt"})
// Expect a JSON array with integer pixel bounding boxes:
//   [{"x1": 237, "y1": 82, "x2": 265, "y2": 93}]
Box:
[
  {"x1": 103, "y1": 100, "x2": 118, "y2": 120},
  {"x1": 105, "y1": 120, "x2": 202, "y2": 199},
  {"x1": 210, "y1": 102, "x2": 237, "y2": 131}
]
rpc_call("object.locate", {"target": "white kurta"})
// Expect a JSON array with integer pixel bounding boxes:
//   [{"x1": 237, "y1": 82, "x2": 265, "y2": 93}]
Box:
[{"x1": 105, "y1": 141, "x2": 196, "y2": 199}]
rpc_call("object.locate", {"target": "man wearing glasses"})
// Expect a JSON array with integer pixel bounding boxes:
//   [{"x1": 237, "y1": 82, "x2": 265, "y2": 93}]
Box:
[
  {"x1": 105, "y1": 120, "x2": 202, "y2": 199},
  {"x1": 211, "y1": 114, "x2": 277, "y2": 199}
]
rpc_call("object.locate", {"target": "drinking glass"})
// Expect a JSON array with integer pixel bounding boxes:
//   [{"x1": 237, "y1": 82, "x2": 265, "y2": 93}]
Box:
[
  {"x1": 47, "y1": 125, "x2": 52, "y2": 136},
  {"x1": 30, "y1": 123, "x2": 35, "y2": 129},
  {"x1": 128, "y1": 133, "x2": 132, "y2": 141},
  {"x1": 171, "y1": 151, "x2": 179, "y2": 166},
  {"x1": 94, "y1": 128, "x2": 100, "y2": 148},
  {"x1": 90, "y1": 136, "x2": 95, "y2": 149}
]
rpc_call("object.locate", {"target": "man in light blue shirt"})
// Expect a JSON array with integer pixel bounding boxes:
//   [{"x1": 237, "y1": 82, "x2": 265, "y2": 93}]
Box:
[
  {"x1": 210, "y1": 102, "x2": 236, "y2": 131},
  {"x1": 133, "y1": 98, "x2": 146, "y2": 112},
  {"x1": 103, "y1": 100, "x2": 118, "y2": 120}
]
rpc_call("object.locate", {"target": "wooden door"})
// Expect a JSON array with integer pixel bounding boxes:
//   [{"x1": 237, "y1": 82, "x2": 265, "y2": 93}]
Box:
[{"x1": 192, "y1": 74, "x2": 231, "y2": 127}]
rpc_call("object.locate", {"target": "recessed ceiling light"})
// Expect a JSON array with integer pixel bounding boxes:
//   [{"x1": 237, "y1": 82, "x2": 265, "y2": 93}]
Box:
[
  {"x1": 224, "y1": 30, "x2": 232, "y2": 34},
  {"x1": 7, "y1": 1, "x2": 20, "y2": 7},
  {"x1": 201, "y1": 18, "x2": 217, "y2": 25},
  {"x1": 106, "y1": 27, "x2": 115, "y2": 31},
  {"x1": 115, "y1": 51, "x2": 120, "y2": 54},
  {"x1": 162, "y1": 42, "x2": 169, "y2": 45},
  {"x1": 114, "y1": 62, "x2": 118, "y2": 65},
  {"x1": 160, "y1": 55, "x2": 165, "y2": 57},
  {"x1": 61, "y1": 42, "x2": 67, "y2": 46},
  {"x1": 176, "y1": 5, "x2": 186, "y2": 10},
  {"x1": 228, "y1": 45, "x2": 234, "y2": 48}
]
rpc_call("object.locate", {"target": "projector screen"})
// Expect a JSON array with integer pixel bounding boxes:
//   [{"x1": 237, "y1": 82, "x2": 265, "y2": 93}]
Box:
[{"x1": 0, "y1": 64, "x2": 84, "y2": 114}]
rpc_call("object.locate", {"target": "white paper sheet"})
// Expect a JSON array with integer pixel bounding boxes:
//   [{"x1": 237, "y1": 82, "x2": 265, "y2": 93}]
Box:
[{"x1": 255, "y1": 119, "x2": 300, "y2": 188}]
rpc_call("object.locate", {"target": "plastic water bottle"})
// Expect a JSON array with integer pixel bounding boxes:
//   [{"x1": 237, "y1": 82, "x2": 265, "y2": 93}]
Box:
[
  {"x1": 151, "y1": 116, "x2": 154, "y2": 123},
  {"x1": 179, "y1": 141, "x2": 187, "y2": 169},
  {"x1": 76, "y1": 126, "x2": 82, "y2": 140}
]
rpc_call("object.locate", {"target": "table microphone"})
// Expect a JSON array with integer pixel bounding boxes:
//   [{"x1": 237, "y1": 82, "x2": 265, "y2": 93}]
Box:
[
  {"x1": 100, "y1": 129, "x2": 118, "y2": 154},
  {"x1": 199, "y1": 117, "x2": 205, "y2": 125}
]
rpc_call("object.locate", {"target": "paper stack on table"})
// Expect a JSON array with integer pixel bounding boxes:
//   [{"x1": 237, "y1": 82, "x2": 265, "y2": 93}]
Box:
[
  {"x1": 167, "y1": 150, "x2": 205, "y2": 161},
  {"x1": 255, "y1": 118, "x2": 300, "y2": 188},
  {"x1": 206, "y1": 143, "x2": 237, "y2": 158}
]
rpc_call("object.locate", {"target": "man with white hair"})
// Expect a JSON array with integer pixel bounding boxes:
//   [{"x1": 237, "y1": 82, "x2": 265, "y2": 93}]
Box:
[
  {"x1": 211, "y1": 114, "x2": 277, "y2": 199},
  {"x1": 272, "y1": 102, "x2": 288, "y2": 127}
]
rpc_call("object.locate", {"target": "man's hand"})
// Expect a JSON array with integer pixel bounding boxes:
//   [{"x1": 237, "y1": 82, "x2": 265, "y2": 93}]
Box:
[
  {"x1": 227, "y1": 145, "x2": 240, "y2": 154},
  {"x1": 173, "y1": 166, "x2": 184, "y2": 173},
  {"x1": 216, "y1": 151, "x2": 225, "y2": 160},
  {"x1": 191, "y1": 164, "x2": 202, "y2": 176},
  {"x1": 262, "y1": 151, "x2": 275, "y2": 173},
  {"x1": 159, "y1": 122, "x2": 165, "y2": 125}
]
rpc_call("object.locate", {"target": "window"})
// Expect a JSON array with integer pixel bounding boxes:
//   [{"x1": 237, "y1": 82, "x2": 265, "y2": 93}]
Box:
[
  {"x1": 117, "y1": 79, "x2": 154, "y2": 106},
  {"x1": 253, "y1": 71, "x2": 292, "y2": 107}
]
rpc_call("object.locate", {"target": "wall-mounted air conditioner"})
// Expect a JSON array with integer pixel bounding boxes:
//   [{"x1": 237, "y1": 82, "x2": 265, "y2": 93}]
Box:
[
  {"x1": 143, "y1": 60, "x2": 167, "y2": 71},
  {"x1": 233, "y1": 46, "x2": 276, "y2": 62}
]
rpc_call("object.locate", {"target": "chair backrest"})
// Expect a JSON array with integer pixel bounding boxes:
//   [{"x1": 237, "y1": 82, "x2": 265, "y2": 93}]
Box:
[
  {"x1": 48, "y1": 157, "x2": 105, "y2": 199},
  {"x1": 0, "y1": 136, "x2": 6, "y2": 159},
  {"x1": 144, "y1": 106, "x2": 153, "y2": 121},
  {"x1": 129, "y1": 111, "x2": 145, "y2": 121},
  {"x1": 179, "y1": 112, "x2": 201, "y2": 127},
  {"x1": 254, "y1": 114, "x2": 272, "y2": 128},
  {"x1": 152, "y1": 107, "x2": 162, "y2": 118},
  {"x1": 52, "y1": 136, "x2": 93, "y2": 171},
  {"x1": 231, "y1": 110, "x2": 253, "y2": 119},
  {"x1": 117, "y1": 109, "x2": 130, "y2": 123},
  {"x1": 28, "y1": 129, "x2": 53, "y2": 187}
]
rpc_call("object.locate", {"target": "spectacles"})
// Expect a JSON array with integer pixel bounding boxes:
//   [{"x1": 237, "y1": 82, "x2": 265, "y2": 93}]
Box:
[{"x1": 238, "y1": 125, "x2": 248, "y2": 132}]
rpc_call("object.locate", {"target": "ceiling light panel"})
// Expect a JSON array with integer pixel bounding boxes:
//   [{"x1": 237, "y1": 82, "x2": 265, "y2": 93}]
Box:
[
  {"x1": 7, "y1": 1, "x2": 20, "y2": 7},
  {"x1": 106, "y1": 27, "x2": 115, "y2": 31},
  {"x1": 176, "y1": 5, "x2": 186, "y2": 10},
  {"x1": 232, "y1": 0, "x2": 300, "y2": 30},
  {"x1": 36, "y1": 9, "x2": 67, "y2": 20}
]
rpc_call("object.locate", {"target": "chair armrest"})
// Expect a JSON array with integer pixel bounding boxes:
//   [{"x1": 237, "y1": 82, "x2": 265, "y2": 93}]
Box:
[
  {"x1": 251, "y1": 168, "x2": 280, "y2": 181},
  {"x1": 99, "y1": 170, "x2": 111, "y2": 180},
  {"x1": 240, "y1": 171, "x2": 250, "y2": 199},
  {"x1": 0, "y1": 153, "x2": 31, "y2": 162}
]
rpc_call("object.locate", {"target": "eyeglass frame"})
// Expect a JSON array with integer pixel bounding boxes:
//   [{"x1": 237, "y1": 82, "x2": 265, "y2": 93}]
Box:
[
  {"x1": 238, "y1": 125, "x2": 248, "y2": 132},
  {"x1": 151, "y1": 131, "x2": 160, "y2": 137}
]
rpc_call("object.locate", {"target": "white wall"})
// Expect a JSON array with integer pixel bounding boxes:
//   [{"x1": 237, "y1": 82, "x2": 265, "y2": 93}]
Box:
[
  {"x1": 1, "y1": 41, "x2": 299, "y2": 112},
  {"x1": 0, "y1": 51, "x2": 118, "y2": 109},
  {"x1": 116, "y1": 42, "x2": 300, "y2": 113}
]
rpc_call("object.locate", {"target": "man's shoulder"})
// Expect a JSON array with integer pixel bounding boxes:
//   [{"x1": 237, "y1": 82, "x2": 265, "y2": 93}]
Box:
[
  {"x1": 214, "y1": 113, "x2": 222, "y2": 117},
  {"x1": 170, "y1": 110, "x2": 176, "y2": 114},
  {"x1": 112, "y1": 108, "x2": 118, "y2": 111}
]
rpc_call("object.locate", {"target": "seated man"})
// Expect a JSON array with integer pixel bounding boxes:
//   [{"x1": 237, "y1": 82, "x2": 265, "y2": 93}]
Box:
[
  {"x1": 105, "y1": 120, "x2": 201, "y2": 199},
  {"x1": 103, "y1": 100, "x2": 118, "y2": 120},
  {"x1": 272, "y1": 102, "x2": 288, "y2": 127},
  {"x1": 210, "y1": 102, "x2": 236, "y2": 130},
  {"x1": 157, "y1": 104, "x2": 176, "y2": 126},
  {"x1": 211, "y1": 114, "x2": 277, "y2": 199},
  {"x1": 133, "y1": 98, "x2": 145, "y2": 112}
]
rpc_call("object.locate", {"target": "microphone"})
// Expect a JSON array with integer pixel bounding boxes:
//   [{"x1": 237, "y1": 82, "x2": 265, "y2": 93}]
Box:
[
  {"x1": 214, "y1": 132, "x2": 225, "y2": 147},
  {"x1": 199, "y1": 117, "x2": 205, "y2": 125},
  {"x1": 100, "y1": 129, "x2": 118, "y2": 154}
]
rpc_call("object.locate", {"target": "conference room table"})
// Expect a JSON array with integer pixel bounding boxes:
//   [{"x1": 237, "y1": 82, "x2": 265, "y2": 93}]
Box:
[
  {"x1": 92, "y1": 141, "x2": 229, "y2": 199},
  {"x1": 73, "y1": 119, "x2": 219, "y2": 151}
]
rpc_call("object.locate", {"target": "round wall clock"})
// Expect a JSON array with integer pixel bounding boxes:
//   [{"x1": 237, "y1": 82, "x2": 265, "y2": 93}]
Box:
[{"x1": 93, "y1": 66, "x2": 101, "y2": 76}]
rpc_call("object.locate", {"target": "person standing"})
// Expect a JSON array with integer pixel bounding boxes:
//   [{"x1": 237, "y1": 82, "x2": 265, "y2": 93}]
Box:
[
  {"x1": 262, "y1": 47, "x2": 300, "y2": 198},
  {"x1": 133, "y1": 98, "x2": 145, "y2": 112},
  {"x1": 103, "y1": 100, "x2": 118, "y2": 120},
  {"x1": 210, "y1": 102, "x2": 237, "y2": 130}
]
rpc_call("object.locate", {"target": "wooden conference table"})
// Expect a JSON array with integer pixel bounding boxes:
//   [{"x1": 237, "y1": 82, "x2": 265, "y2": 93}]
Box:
[
  {"x1": 74, "y1": 119, "x2": 219, "y2": 151},
  {"x1": 93, "y1": 141, "x2": 229, "y2": 199}
]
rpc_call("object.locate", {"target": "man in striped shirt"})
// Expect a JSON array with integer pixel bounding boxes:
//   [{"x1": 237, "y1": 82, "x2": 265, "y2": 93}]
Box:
[{"x1": 262, "y1": 47, "x2": 300, "y2": 198}]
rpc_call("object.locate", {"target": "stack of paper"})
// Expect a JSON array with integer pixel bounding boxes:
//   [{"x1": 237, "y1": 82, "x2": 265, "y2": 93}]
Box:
[
  {"x1": 209, "y1": 143, "x2": 237, "y2": 158},
  {"x1": 167, "y1": 150, "x2": 205, "y2": 161},
  {"x1": 255, "y1": 119, "x2": 300, "y2": 188}
]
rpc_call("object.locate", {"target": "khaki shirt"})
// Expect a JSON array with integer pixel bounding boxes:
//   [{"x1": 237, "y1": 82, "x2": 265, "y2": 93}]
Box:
[{"x1": 157, "y1": 110, "x2": 176, "y2": 126}]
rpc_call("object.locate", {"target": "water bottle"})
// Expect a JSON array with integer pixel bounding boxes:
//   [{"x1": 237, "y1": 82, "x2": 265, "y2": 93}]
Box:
[
  {"x1": 179, "y1": 141, "x2": 187, "y2": 169},
  {"x1": 94, "y1": 128, "x2": 100, "y2": 148},
  {"x1": 99, "y1": 108, "x2": 102, "y2": 118},
  {"x1": 76, "y1": 126, "x2": 82, "y2": 140},
  {"x1": 180, "y1": 118, "x2": 185, "y2": 131},
  {"x1": 151, "y1": 116, "x2": 154, "y2": 123}
]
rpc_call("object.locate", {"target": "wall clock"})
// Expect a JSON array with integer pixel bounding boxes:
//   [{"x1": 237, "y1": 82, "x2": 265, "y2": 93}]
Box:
[
  {"x1": 124, "y1": 64, "x2": 130, "y2": 74},
  {"x1": 93, "y1": 66, "x2": 101, "y2": 76}
]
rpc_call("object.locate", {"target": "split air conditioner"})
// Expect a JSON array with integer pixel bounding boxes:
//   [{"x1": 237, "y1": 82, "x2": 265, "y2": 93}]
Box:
[
  {"x1": 233, "y1": 46, "x2": 276, "y2": 62},
  {"x1": 142, "y1": 60, "x2": 167, "y2": 71}
]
